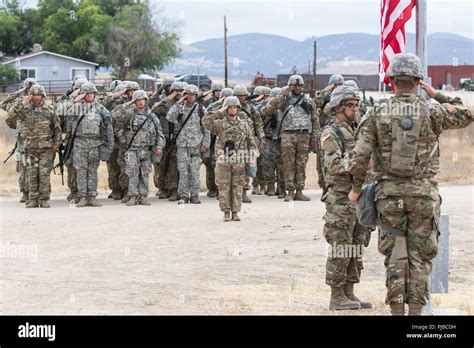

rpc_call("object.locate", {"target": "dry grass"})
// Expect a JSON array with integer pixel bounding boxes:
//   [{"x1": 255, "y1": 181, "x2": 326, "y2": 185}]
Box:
[{"x1": 1, "y1": 105, "x2": 473, "y2": 196}]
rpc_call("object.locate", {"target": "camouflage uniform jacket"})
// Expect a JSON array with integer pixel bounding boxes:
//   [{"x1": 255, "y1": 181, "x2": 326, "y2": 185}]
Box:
[{"x1": 121, "y1": 106, "x2": 165, "y2": 150}]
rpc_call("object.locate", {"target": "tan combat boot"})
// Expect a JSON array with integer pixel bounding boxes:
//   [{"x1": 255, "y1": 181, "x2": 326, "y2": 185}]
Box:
[
  {"x1": 39, "y1": 200, "x2": 50, "y2": 208},
  {"x1": 88, "y1": 197, "x2": 102, "y2": 207},
  {"x1": 121, "y1": 195, "x2": 130, "y2": 203},
  {"x1": 139, "y1": 196, "x2": 151, "y2": 206},
  {"x1": 223, "y1": 212, "x2": 231, "y2": 222},
  {"x1": 168, "y1": 188, "x2": 179, "y2": 202},
  {"x1": 390, "y1": 302, "x2": 405, "y2": 316},
  {"x1": 126, "y1": 196, "x2": 138, "y2": 206},
  {"x1": 158, "y1": 189, "x2": 169, "y2": 199},
  {"x1": 232, "y1": 212, "x2": 241, "y2": 221},
  {"x1": 266, "y1": 184, "x2": 276, "y2": 196},
  {"x1": 76, "y1": 197, "x2": 88, "y2": 208},
  {"x1": 284, "y1": 190, "x2": 295, "y2": 202},
  {"x1": 408, "y1": 302, "x2": 423, "y2": 316},
  {"x1": 20, "y1": 192, "x2": 29, "y2": 203},
  {"x1": 294, "y1": 189, "x2": 311, "y2": 201},
  {"x1": 344, "y1": 282, "x2": 373, "y2": 309},
  {"x1": 25, "y1": 199, "x2": 39, "y2": 208},
  {"x1": 329, "y1": 286, "x2": 361, "y2": 310},
  {"x1": 242, "y1": 189, "x2": 252, "y2": 203}
]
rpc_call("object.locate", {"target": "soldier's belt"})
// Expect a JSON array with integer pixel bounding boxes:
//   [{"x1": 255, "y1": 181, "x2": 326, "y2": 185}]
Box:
[{"x1": 284, "y1": 129, "x2": 309, "y2": 133}]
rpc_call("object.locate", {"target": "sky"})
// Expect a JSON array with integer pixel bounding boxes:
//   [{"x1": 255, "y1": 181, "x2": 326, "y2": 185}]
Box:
[{"x1": 153, "y1": 0, "x2": 474, "y2": 44}]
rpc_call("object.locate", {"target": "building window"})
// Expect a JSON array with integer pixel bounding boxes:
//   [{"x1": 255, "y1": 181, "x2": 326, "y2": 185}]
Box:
[
  {"x1": 20, "y1": 68, "x2": 36, "y2": 80},
  {"x1": 71, "y1": 68, "x2": 90, "y2": 80}
]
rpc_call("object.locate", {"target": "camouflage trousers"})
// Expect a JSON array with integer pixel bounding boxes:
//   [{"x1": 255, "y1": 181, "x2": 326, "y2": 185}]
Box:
[
  {"x1": 376, "y1": 194, "x2": 440, "y2": 305},
  {"x1": 215, "y1": 162, "x2": 247, "y2": 213},
  {"x1": 262, "y1": 138, "x2": 283, "y2": 186},
  {"x1": 65, "y1": 159, "x2": 77, "y2": 194},
  {"x1": 177, "y1": 146, "x2": 202, "y2": 198},
  {"x1": 117, "y1": 146, "x2": 129, "y2": 192},
  {"x1": 16, "y1": 159, "x2": 28, "y2": 194},
  {"x1": 323, "y1": 190, "x2": 368, "y2": 287},
  {"x1": 202, "y1": 151, "x2": 218, "y2": 192},
  {"x1": 73, "y1": 146, "x2": 100, "y2": 198},
  {"x1": 125, "y1": 147, "x2": 152, "y2": 197},
  {"x1": 252, "y1": 155, "x2": 265, "y2": 189},
  {"x1": 25, "y1": 148, "x2": 54, "y2": 201},
  {"x1": 280, "y1": 132, "x2": 310, "y2": 191},
  {"x1": 106, "y1": 144, "x2": 121, "y2": 192},
  {"x1": 162, "y1": 146, "x2": 179, "y2": 191},
  {"x1": 152, "y1": 161, "x2": 165, "y2": 191}
]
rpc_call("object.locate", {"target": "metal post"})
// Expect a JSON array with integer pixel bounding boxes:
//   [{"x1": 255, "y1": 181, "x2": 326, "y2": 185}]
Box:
[
  {"x1": 312, "y1": 41, "x2": 317, "y2": 92},
  {"x1": 224, "y1": 16, "x2": 228, "y2": 87}
]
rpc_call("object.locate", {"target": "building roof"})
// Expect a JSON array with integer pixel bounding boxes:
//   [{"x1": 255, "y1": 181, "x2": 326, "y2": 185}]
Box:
[{"x1": 1, "y1": 50, "x2": 99, "y2": 66}]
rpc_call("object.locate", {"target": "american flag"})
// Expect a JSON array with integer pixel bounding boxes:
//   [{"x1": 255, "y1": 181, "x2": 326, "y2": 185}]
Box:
[{"x1": 379, "y1": 0, "x2": 417, "y2": 84}]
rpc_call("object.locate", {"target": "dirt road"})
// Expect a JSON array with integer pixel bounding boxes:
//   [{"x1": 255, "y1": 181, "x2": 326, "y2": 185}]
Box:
[{"x1": 0, "y1": 185, "x2": 472, "y2": 315}]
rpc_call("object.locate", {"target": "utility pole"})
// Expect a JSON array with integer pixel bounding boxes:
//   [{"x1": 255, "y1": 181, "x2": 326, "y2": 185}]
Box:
[
  {"x1": 312, "y1": 40, "x2": 317, "y2": 92},
  {"x1": 224, "y1": 16, "x2": 228, "y2": 87},
  {"x1": 416, "y1": 0, "x2": 428, "y2": 78}
]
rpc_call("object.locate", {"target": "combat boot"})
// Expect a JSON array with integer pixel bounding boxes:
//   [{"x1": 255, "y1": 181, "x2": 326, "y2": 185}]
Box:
[
  {"x1": 138, "y1": 196, "x2": 151, "y2": 206},
  {"x1": 251, "y1": 186, "x2": 258, "y2": 195},
  {"x1": 25, "y1": 199, "x2": 39, "y2": 208},
  {"x1": 126, "y1": 196, "x2": 138, "y2": 206},
  {"x1": 168, "y1": 189, "x2": 179, "y2": 202},
  {"x1": 67, "y1": 191, "x2": 78, "y2": 202},
  {"x1": 111, "y1": 190, "x2": 122, "y2": 200},
  {"x1": 344, "y1": 282, "x2": 373, "y2": 309},
  {"x1": 223, "y1": 212, "x2": 231, "y2": 222},
  {"x1": 207, "y1": 190, "x2": 218, "y2": 198},
  {"x1": 294, "y1": 189, "x2": 311, "y2": 201},
  {"x1": 178, "y1": 195, "x2": 189, "y2": 205},
  {"x1": 284, "y1": 190, "x2": 295, "y2": 202},
  {"x1": 231, "y1": 212, "x2": 241, "y2": 221},
  {"x1": 242, "y1": 189, "x2": 252, "y2": 203},
  {"x1": 39, "y1": 200, "x2": 50, "y2": 208},
  {"x1": 121, "y1": 195, "x2": 130, "y2": 203},
  {"x1": 158, "y1": 189, "x2": 169, "y2": 199},
  {"x1": 278, "y1": 189, "x2": 287, "y2": 199},
  {"x1": 20, "y1": 192, "x2": 29, "y2": 203},
  {"x1": 107, "y1": 192, "x2": 113, "y2": 199},
  {"x1": 390, "y1": 302, "x2": 405, "y2": 316},
  {"x1": 266, "y1": 184, "x2": 276, "y2": 196},
  {"x1": 190, "y1": 196, "x2": 201, "y2": 204},
  {"x1": 408, "y1": 302, "x2": 423, "y2": 316},
  {"x1": 76, "y1": 197, "x2": 88, "y2": 208},
  {"x1": 88, "y1": 197, "x2": 102, "y2": 207},
  {"x1": 329, "y1": 286, "x2": 361, "y2": 310},
  {"x1": 257, "y1": 185, "x2": 265, "y2": 195}
]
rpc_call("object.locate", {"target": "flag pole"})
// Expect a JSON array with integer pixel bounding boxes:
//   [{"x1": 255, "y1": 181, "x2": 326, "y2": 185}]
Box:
[{"x1": 416, "y1": 0, "x2": 428, "y2": 79}]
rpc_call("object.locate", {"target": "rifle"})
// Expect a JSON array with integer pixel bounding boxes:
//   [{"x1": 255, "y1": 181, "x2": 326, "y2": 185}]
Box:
[{"x1": 3, "y1": 141, "x2": 18, "y2": 164}]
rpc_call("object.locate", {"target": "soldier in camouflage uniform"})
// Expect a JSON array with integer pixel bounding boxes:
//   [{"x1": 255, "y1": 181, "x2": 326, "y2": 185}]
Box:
[
  {"x1": 120, "y1": 90, "x2": 165, "y2": 206},
  {"x1": 251, "y1": 86, "x2": 271, "y2": 195},
  {"x1": 233, "y1": 84, "x2": 265, "y2": 203},
  {"x1": 167, "y1": 84, "x2": 210, "y2": 204},
  {"x1": 7, "y1": 85, "x2": 61, "y2": 208},
  {"x1": 151, "y1": 81, "x2": 185, "y2": 201},
  {"x1": 206, "y1": 88, "x2": 234, "y2": 112},
  {"x1": 259, "y1": 87, "x2": 286, "y2": 198},
  {"x1": 203, "y1": 96, "x2": 258, "y2": 221},
  {"x1": 343, "y1": 80, "x2": 369, "y2": 122},
  {"x1": 202, "y1": 82, "x2": 224, "y2": 109},
  {"x1": 1, "y1": 77, "x2": 37, "y2": 203},
  {"x1": 148, "y1": 77, "x2": 174, "y2": 108},
  {"x1": 348, "y1": 53, "x2": 473, "y2": 315},
  {"x1": 320, "y1": 85, "x2": 373, "y2": 310},
  {"x1": 70, "y1": 82, "x2": 114, "y2": 207},
  {"x1": 55, "y1": 77, "x2": 89, "y2": 203},
  {"x1": 260, "y1": 75, "x2": 319, "y2": 202}
]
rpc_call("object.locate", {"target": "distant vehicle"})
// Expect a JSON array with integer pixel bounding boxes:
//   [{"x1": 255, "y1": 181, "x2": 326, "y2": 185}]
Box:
[
  {"x1": 175, "y1": 74, "x2": 212, "y2": 91},
  {"x1": 460, "y1": 79, "x2": 474, "y2": 91}
]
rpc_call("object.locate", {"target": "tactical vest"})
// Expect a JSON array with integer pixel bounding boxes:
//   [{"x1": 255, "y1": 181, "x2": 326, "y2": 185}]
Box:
[{"x1": 374, "y1": 97, "x2": 438, "y2": 179}]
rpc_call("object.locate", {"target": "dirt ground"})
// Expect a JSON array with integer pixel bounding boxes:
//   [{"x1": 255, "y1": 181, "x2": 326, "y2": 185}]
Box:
[{"x1": 0, "y1": 185, "x2": 472, "y2": 315}]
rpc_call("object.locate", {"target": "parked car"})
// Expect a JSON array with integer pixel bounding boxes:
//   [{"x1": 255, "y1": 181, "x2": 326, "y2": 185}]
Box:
[
  {"x1": 175, "y1": 74, "x2": 212, "y2": 91},
  {"x1": 460, "y1": 79, "x2": 474, "y2": 91}
]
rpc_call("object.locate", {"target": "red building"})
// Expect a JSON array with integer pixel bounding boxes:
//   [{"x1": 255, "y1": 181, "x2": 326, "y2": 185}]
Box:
[{"x1": 428, "y1": 65, "x2": 474, "y2": 89}]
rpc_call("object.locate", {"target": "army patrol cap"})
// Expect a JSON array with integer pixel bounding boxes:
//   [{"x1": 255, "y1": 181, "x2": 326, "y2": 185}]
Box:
[
  {"x1": 81, "y1": 82, "x2": 98, "y2": 94},
  {"x1": 170, "y1": 81, "x2": 185, "y2": 91},
  {"x1": 287, "y1": 75, "x2": 304, "y2": 86},
  {"x1": 223, "y1": 96, "x2": 241, "y2": 108},
  {"x1": 329, "y1": 86, "x2": 360, "y2": 109},
  {"x1": 74, "y1": 78, "x2": 88, "y2": 90},
  {"x1": 184, "y1": 84, "x2": 199, "y2": 95},
  {"x1": 23, "y1": 78, "x2": 37, "y2": 89},
  {"x1": 344, "y1": 80, "x2": 359, "y2": 90},
  {"x1": 211, "y1": 82, "x2": 225, "y2": 91},
  {"x1": 124, "y1": 81, "x2": 140, "y2": 91},
  {"x1": 110, "y1": 80, "x2": 122, "y2": 91},
  {"x1": 233, "y1": 84, "x2": 249, "y2": 96},
  {"x1": 29, "y1": 84, "x2": 46, "y2": 97},
  {"x1": 329, "y1": 74, "x2": 344, "y2": 85},
  {"x1": 386, "y1": 53, "x2": 423, "y2": 79},
  {"x1": 132, "y1": 90, "x2": 149, "y2": 102},
  {"x1": 220, "y1": 88, "x2": 234, "y2": 98},
  {"x1": 270, "y1": 87, "x2": 282, "y2": 97},
  {"x1": 253, "y1": 86, "x2": 263, "y2": 96}
]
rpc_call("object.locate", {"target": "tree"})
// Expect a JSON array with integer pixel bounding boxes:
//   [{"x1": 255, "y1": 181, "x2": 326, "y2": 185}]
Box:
[
  {"x1": 95, "y1": 3, "x2": 180, "y2": 79},
  {"x1": 0, "y1": 11, "x2": 21, "y2": 55},
  {"x1": 0, "y1": 65, "x2": 20, "y2": 91}
]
